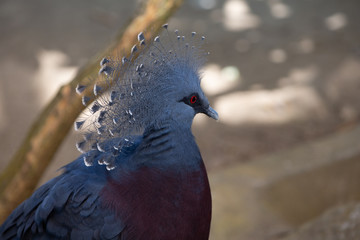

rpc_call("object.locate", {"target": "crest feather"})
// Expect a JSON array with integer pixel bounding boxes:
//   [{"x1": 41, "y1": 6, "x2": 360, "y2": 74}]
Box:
[{"x1": 74, "y1": 24, "x2": 208, "y2": 169}]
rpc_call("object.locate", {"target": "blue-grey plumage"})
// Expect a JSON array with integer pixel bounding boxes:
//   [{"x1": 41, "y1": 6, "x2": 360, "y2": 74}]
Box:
[{"x1": 0, "y1": 24, "x2": 218, "y2": 239}]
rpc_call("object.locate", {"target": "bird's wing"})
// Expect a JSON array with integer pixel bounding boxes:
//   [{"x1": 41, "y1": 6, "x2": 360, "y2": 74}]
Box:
[{"x1": 0, "y1": 159, "x2": 124, "y2": 240}]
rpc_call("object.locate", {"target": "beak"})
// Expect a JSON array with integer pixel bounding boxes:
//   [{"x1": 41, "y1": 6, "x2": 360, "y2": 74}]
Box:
[{"x1": 205, "y1": 106, "x2": 219, "y2": 121}]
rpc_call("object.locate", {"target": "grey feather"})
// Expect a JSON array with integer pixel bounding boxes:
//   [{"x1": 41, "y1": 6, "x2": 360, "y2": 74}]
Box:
[
  {"x1": 76, "y1": 84, "x2": 86, "y2": 95},
  {"x1": 74, "y1": 24, "x2": 216, "y2": 170}
]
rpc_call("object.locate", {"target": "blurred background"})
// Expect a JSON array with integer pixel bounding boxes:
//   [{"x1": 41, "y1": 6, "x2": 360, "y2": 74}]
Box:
[{"x1": 1, "y1": 0, "x2": 360, "y2": 239}]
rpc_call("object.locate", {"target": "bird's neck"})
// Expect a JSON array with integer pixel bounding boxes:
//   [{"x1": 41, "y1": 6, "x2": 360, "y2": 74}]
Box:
[
  {"x1": 101, "y1": 120, "x2": 212, "y2": 239},
  {"x1": 132, "y1": 119, "x2": 201, "y2": 170}
]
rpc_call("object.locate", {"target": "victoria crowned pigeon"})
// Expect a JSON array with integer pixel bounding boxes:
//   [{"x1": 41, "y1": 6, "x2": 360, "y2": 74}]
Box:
[{"x1": 0, "y1": 24, "x2": 218, "y2": 240}]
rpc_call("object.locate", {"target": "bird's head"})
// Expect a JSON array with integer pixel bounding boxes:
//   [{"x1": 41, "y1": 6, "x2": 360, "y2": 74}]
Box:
[
  {"x1": 128, "y1": 27, "x2": 218, "y2": 128},
  {"x1": 159, "y1": 65, "x2": 218, "y2": 126},
  {"x1": 75, "y1": 24, "x2": 218, "y2": 169}
]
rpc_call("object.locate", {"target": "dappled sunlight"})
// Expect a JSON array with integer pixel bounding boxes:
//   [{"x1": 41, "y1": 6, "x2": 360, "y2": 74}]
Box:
[
  {"x1": 195, "y1": 0, "x2": 218, "y2": 10},
  {"x1": 208, "y1": 66, "x2": 322, "y2": 126},
  {"x1": 214, "y1": 85, "x2": 328, "y2": 126},
  {"x1": 268, "y1": 0, "x2": 292, "y2": 19},
  {"x1": 278, "y1": 66, "x2": 318, "y2": 86},
  {"x1": 204, "y1": 56, "x2": 360, "y2": 127},
  {"x1": 194, "y1": 113, "x2": 211, "y2": 126},
  {"x1": 325, "y1": 57, "x2": 360, "y2": 121},
  {"x1": 194, "y1": 64, "x2": 241, "y2": 126},
  {"x1": 325, "y1": 58, "x2": 360, "y2": 101},
  {"x1": 325, "y1": 12, "x2": 348, "y2": 31},
  {"x1": 268, "y1": 48, "x2": 287, "y2": 64},
  {"x1": 33, "y1": 50, "x2": 78, "y2": 104},
  {"x1": 297, "y1": 38, "x2": 315, "y2": 54},
  {"x1": 201, "y1": 64, "x2": 241, "y2": 96},
  {"x1": 223, "y1": 0, "x2": 261, "y2": 31}
]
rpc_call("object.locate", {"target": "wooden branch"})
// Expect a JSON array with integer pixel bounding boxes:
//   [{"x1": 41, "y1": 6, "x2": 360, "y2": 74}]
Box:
[{"x1": 0, "y1": 0, "x2": 184, "y2": 223}]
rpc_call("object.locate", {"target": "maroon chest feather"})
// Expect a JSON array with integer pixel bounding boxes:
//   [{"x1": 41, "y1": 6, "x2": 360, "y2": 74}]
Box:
[{"x1": 100, "y1": 162, "x2": 211, "y2": 240}]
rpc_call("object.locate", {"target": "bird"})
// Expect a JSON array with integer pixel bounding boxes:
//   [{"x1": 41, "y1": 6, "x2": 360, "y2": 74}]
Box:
[{"x1": 0, "y1": 24, "x2": 218, "y2": 240}]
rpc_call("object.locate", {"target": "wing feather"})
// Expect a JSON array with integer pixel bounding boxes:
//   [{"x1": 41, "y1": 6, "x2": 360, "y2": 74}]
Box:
[{"x1": 0, "y1": 158, "x2": 124, "y2": 240}]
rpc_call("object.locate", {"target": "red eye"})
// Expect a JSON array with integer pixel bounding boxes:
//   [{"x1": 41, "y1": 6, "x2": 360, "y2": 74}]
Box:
[{"x1": 190, "y1": 95, "x2": 197, "y2": 104}]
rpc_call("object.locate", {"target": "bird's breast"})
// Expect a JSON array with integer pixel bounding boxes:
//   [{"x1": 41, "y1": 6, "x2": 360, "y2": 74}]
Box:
[{"x1": 100, "y1": 162, "x2": 211, "y2": 240}]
